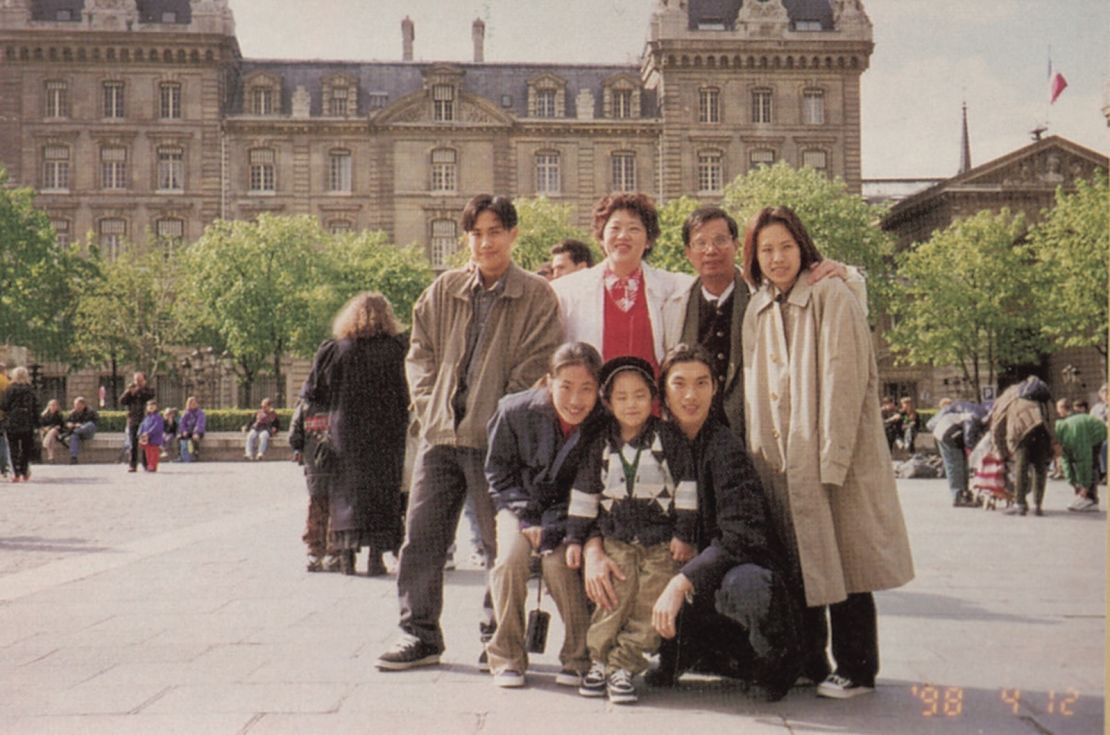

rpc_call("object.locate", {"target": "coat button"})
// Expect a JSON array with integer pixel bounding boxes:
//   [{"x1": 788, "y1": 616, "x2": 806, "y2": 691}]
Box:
[
  {"x1": 770, "y1": 392, "x2": 778, "y2": 401},
  {"x1": 772, "y1": 354, "x2": 781, "y2": 364},
  {"x1": 772, "y1": 430, "x2": 780, "y2": 439},
  {"x1": 717, "y1": 353, "x2": 725, "y2": 360}
]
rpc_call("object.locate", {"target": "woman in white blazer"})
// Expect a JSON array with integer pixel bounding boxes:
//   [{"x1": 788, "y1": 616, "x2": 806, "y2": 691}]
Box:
[{"x1": 551, "y1": 193, "x2": 693, "y2": 373}]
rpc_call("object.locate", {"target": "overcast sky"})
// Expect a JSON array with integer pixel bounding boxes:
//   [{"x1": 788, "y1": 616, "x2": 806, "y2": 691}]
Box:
[{"x1": 229, "y1": 0, "x2": 1109, "y2": 179}]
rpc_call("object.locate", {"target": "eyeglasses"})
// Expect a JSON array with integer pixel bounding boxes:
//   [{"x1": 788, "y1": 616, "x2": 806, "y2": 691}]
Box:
[{"x1": 688, "y1": 235, "x2": 735, "y2": 253}]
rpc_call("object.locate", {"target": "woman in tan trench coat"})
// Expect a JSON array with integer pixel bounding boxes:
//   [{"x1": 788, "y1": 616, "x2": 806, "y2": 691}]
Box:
[{"x1": 741, "y1": 206, "x2": 914, "y2": 700}]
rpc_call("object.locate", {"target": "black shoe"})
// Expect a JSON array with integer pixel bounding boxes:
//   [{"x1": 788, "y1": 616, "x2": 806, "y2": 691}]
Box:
[
  {"x1": 367, "y1": 552, "x2": 387, "y2": 577},
  {"x1": 70, "y1": 456, "x2": 78, "y2": 465},
  {"x1": 478, "y1": 649, "x2": 490, "y2": 672},
  {"x1": 578, "y1": 661, "x2": 607, "y2": 698},
  {"x1": 338, "y1": 549, "x2": 356, "y2": 575},
  {"x1": 306, "y1": 555, "x2": 325, "y2": 573},
  {"x1": 643, "y1": 665, "x2": 677, "y2": 688},
  {"x1": 376, "y1": 637, "x2": 441, "y2": 671}
]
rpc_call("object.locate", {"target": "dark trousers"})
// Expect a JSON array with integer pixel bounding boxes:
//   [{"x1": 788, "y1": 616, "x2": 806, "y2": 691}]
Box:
[
  {"x1": 8, "y1": 431, "x2": 34, "y2": 478},
  {"x1": 395, "y1": 443, "x2": 496, "y2": 652},
  {"x1": 126, "y1": 423, "x2": 146, "y2": 470},
  {"x1": 662, "y1": 563, "x2": 800, "y2": 689},
  {"x1": 803, "y1": 592, "x2": 878, "y2": 686},
  {"x1": 1014, "y1": 428, "x2": 1051, "y2": 510}
]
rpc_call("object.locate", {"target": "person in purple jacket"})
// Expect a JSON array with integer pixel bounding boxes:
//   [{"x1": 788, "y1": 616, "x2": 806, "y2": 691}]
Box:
[
  {"x1": 137, "y1": 400, "x2": 165, "y2": 472},
  {"x1": 178, "y1": 396, "x2": 206, "y2": 462}
]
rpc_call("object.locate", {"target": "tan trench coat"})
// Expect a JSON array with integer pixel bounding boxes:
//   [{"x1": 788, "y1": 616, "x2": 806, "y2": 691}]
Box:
[{"x1": 742, "y1": 277, "x2": 914, "y2": 607}]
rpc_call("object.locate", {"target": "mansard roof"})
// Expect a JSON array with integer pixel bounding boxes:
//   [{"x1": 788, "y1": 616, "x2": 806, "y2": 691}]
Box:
[
  {"x1": 31, "y1": 0, "x2": 190, "y2": 23},
  {"x1": 689, "y1": 0, "x2": 834, "y2": 30},
  {"x1": 136, "y1": 0, "x2": 190, "y2": 24},
  {"x1": 30, "y1": 0, "x2": 84, "y2": 21},
  {"x1": 232, "y1": 59, "x2": 658, "y2": 119}
]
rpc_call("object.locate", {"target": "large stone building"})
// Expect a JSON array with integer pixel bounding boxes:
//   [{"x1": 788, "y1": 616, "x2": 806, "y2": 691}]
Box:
[
  {"x1": 878, "y1": 134, "x2": 1108, "y2": 408},
  {"x1": 1, "y1": 0, "x2": 874, "y2": 269}
]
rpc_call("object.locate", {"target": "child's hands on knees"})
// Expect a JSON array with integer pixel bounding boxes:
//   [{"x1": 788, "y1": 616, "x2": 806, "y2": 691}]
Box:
[
  {"x1": 565, "y1": 543, "x2": 582, "y2": 569},
  {"x1": 669, "y1": 537, "x2": 695, "y2": 563}
]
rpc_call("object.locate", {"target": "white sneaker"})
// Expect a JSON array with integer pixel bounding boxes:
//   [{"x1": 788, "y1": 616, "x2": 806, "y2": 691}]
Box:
[
  {"x1": 1070, "y1": 497, "x2": 1097, "y2": 512},
  {"x1": 817, "y1": 674, "x2": 874, "y2": 699},
  {"x1": 494, "y1": 670, "x2": 525, "y2": 688},
  {"x1": 555, "y1": 668, "x2": 582, "y2": 687}
]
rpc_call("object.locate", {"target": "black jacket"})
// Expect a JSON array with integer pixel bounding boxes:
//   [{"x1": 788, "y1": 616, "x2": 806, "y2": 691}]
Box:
[
  {"x1": 66, "y1": 407, "x2": 100, "y2": 427},
  {"x1": 679, "y1": 417, "x2": 786, "y2": 594},
  {"x1": 485, "y1": 386, "x2": 606, "y2": 553},
  {"x1": 0, "y1": 384, "x2": 41, "y2": 433},
  {"x1": 119, "y1": 384, "x2": 155, "y2": 424}
]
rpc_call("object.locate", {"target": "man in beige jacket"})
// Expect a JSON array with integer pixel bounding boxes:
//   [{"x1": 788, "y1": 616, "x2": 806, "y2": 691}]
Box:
[{"x1": 377, "y1": 194, "x2": 563, "y2": 671}]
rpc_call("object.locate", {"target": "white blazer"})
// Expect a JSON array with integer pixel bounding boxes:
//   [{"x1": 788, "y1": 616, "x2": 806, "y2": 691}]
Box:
[{"x1": 551, "y1": 260, "x2": 694, "y2": 364}]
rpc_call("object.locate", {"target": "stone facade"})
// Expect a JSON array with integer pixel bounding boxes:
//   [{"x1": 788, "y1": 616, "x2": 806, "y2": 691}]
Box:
[
  {"x1": 1, "y1": 0, "x2": 873, "y2": 264},
  {"x1": 878, "y1": 135, "x2": 1108, "y2": 408}
]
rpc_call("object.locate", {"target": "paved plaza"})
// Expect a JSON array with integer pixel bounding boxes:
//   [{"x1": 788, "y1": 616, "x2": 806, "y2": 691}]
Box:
[{"x1": 0, "y1": 460, "x2": 1104, "y2": 734}]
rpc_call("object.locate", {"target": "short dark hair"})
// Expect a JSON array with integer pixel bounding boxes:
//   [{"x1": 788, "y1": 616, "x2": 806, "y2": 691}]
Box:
[
  {"x1": 1075, "y1": 399, "x2": 1090, "y2": 412},
  {"x1": 591, "y1": 193, "x2": 661, "y2": 255},
  {"x1": 658, "y1": 343, "x2": 718, "y2": 397},
  {"x1": 461, "y1": 194, "x2": 518, "y2": 233},
  {"x1": 550, "y1": 238, "x2": 594, "y2": 267},
  {"x1": 549, "y1": 341, "x2": 603, "y2": 382},
  {"x1": 742, "y1": 206, "x2": 823, "y2": 287},
  {"x1": 682, "y1": 206, "x2": 738, "y2": 248}
]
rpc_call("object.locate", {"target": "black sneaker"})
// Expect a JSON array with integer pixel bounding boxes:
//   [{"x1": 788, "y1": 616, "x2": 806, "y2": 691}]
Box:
[
  {"x1": 606, "y1": 668, "x2": 638, "y2": 704},
  {"x1": 376, "y1": 636, "x2": 441, "y2": 671},
  {"x1": 578, "y1": 661, "x2": 607, "y2": 698},
  {"x1": 816, "y1": 674, "x2": 874, "y2": 699}
]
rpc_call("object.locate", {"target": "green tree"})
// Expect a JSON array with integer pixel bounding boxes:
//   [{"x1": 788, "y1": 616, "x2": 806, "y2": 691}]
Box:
[
  {"x1": 648, "y1": 196, "x2": 701, "y2": 274},
  {"x1": 0, "y1": 168, "x2": 83, "y2": 360},
  {"x1": 1027, "y1": 172, "x2": 1109, "y2": 358},
  {"x1": 184, "y1": 214, "x2": 327, "y2": 406},
  {"x1": 722, "y1": 162, "x2": 895, "y2": 317},
  {"x1": 886, "y1": 209, "x2": 1043, "y2": 400},
  {"x1": 510, "y1": 196, "x2": 595, "y2": 272},
  {"x1": 72, "y1": 245, "x2": 190, "y2": 400},
  {"x1": 311, "y1": 229, "x2": 433, "y2": 341}
]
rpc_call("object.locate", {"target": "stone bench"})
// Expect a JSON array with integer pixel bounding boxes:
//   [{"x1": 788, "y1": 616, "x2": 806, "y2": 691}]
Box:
[{"x1": 55, "y1": 431, "x2": 293, "y2": 465}]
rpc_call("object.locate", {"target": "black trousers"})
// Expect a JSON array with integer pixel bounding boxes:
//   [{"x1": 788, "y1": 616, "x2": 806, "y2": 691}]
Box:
[
  {"x1": 802, "y1": 592, "x2": 878, "y2": 686},
  {"x1": 661, "y1": 562, "x2": 801, "y2": 689},
  {"x1": 8, "y1": 431, "x2": 34, "y2": 478}
]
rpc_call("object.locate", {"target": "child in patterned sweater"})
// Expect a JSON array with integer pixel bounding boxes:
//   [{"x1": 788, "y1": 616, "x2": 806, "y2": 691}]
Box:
[{"x1": 565, "y1": 356, "x2": 697, "y2": 704}]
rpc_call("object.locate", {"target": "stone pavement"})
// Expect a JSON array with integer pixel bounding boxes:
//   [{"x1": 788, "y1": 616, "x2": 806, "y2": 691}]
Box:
[{"x1": 0, "y1": 461, "x2": 1104, "y2": 735}]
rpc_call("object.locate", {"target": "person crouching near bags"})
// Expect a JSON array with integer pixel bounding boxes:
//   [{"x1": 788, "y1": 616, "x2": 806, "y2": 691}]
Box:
[
  {"x1": 483, "y1": 342, "x2": 606, "y2": 690},
  {"x1": 565, "y1": 355, "x2": 698, "y2": 705}
]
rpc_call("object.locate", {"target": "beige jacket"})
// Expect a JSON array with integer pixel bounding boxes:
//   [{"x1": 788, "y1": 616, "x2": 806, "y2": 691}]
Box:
[
  {"x1": 406, "y1": 263, "x2": 563, "y2": 450},
  {"x1": 743, "y1": 276, "x2": 914, "y2": 607}
]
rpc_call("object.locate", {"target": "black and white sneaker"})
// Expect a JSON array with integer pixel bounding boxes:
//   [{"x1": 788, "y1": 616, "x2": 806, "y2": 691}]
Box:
[
  {"x1": 375, "y1": 636, "x2": 441, "y2": 671},
  {"x1": 816, "y1": 674, "x2": 874, "y2": 699},
  {"x1": 606, "y1": 668, "x2": 638, "y2": 704},
  {"x1": 578, "y1": 661, "x2": 607, "y2": 698}
]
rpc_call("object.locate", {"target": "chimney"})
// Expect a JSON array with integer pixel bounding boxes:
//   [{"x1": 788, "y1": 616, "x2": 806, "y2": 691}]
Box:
[
  {"x1": 472, "y1": 18, "x2": 485, "y2": 63},
  {"x1": 402, "y1": 16, "x2": 414, "y2": 62}
]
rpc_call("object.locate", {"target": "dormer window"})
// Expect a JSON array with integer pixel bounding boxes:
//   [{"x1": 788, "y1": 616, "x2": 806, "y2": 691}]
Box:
[
  {"x1": 162, "y1": 11, "x2": 177, "y2": 23},
  {"x1": 325, "y1": 75, "x2": 358, "y2": 118},
  {"x1": 527, "y1": 75, "x2": 566, "y2": 119},
  {"x1": 433, "y1": 85, "x2": 455, "y2": 122},
  {"x1": 252, "y1": 87, "x2": 273, "y2": 115},
  {"x1": 795, "y1": 20, "x2": 822, "y2": 31},
  {"x1": 603, "y1": 75, "x2": 640, "y2": 120}
]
